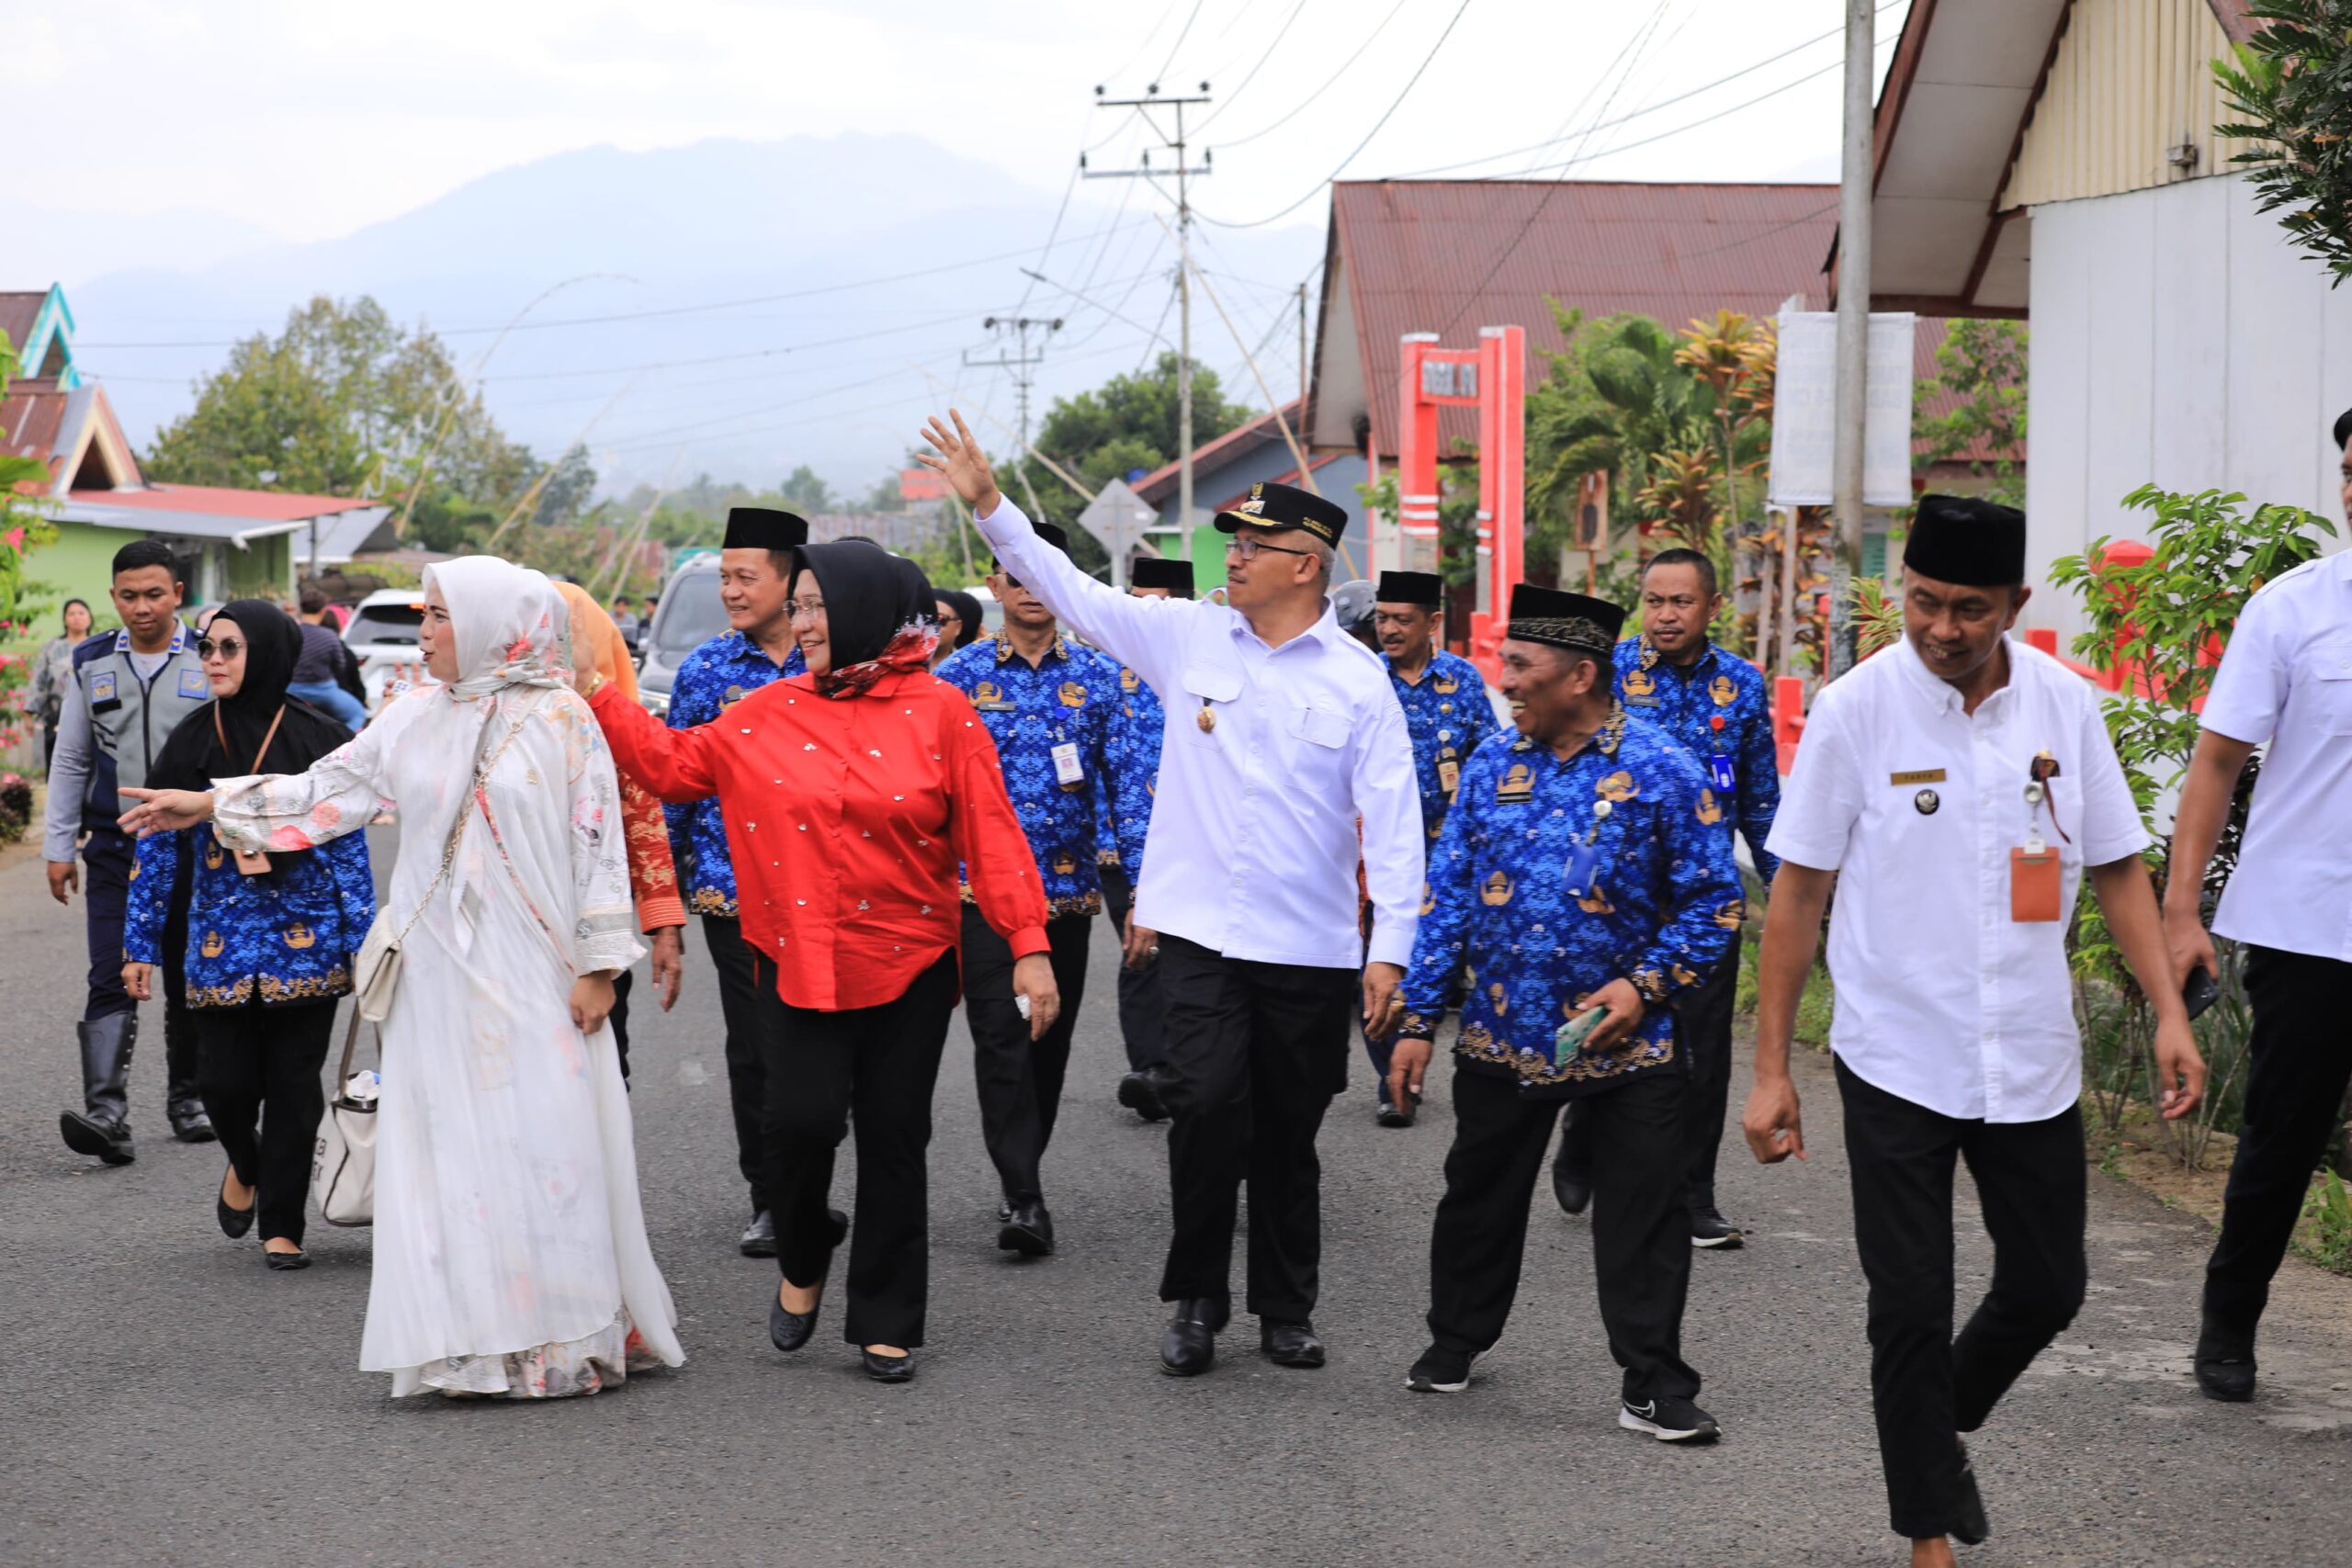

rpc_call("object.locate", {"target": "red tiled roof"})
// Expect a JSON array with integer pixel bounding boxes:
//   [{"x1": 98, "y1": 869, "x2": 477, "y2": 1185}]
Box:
[
  {"x1": 1134, "y1": 397, "x2": 1312, "y2": 505},
  {"x1": 0, "y1": 292, "x2": 46, "y2": 360},
  {"x1": 1210, "y1": 454, "x2": 1341, "y2": 513},
  {"x1": 1330, "y1": 180, "x2": 1842, "y2": 455},
  {"x1": 0, "y1": 378, "x2": 67, "y2": 477},
  {"x1": 73, "y1": 482, "x2": 378, "y2": 520}
]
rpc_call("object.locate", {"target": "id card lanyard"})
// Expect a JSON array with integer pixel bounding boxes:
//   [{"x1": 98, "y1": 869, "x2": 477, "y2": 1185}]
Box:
[
  {"x1": 2009, "y1": 774, "x2": 2064, "y2": 922},
  {"x1": 1706, "y1": 713, "x2": 1734, "y2": 793}
]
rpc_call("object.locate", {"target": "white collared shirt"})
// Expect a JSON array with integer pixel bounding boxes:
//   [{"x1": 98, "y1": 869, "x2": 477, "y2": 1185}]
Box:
[
  {"x1": 2200, "y1": 548, "x2": 2352, "y2": 963},
  {"x1": 974, "y1": 498, "x2": 1423, "y2": 970},
  {"x1": 1766, "y1": 636, "x2": 2149, "y2": 1123}
]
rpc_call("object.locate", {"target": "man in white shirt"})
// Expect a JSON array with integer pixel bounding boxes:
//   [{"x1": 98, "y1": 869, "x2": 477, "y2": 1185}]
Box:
[
  {"x1": 1741, "y1": 497, "x2": 2202, "y2": 1568},
  {"x1": 2165, "y1": 408, "x2": 2352, "y2": 1404},
  {"x1": 918, "y1": 410, "x2": 1422, "y2": 1378}
]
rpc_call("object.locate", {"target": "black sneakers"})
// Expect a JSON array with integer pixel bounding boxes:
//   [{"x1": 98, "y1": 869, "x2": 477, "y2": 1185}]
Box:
[
  {"x1": 1690, "y1": 1208, "x2": 1746, "y2": 1249},
  {"x1": 1619, "y1": 1394, "x2": 1720, "y2": 1442},
  {"x1": 1404, "y1": 1346, "x2": 1475, "y2": 1393}
]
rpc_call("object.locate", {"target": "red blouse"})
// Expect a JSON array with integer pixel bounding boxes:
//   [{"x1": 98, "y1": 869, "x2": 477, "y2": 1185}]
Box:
[{"x1": 590, "y1": 670, "x2": 1050, "y2": 1010}]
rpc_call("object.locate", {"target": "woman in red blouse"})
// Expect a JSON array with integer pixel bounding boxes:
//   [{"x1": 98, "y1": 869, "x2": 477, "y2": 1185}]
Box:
[{"x1": 582, "y1": 542, "x2": 1057, "y2": 1383}]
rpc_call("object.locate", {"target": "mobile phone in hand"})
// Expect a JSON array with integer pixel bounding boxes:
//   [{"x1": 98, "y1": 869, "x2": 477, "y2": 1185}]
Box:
[{"x1": 2182, "y1": 965, "x2": 2220, "y2": 1021}]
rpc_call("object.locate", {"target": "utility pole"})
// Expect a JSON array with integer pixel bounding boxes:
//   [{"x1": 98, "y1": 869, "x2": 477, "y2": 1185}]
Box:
[
  {"x1": 964, "y1": 315, "x2": 1063, "y2": 522},
  {"x1": 1828, "y1": 0, "x2": 1874, "y2": 680},
  {"x1": 1297, "y1": 281, "x2": 1310, "y2": 422},
  {"x1": 1086, "y1": 82, "x2": 1211, "y2": 561}
]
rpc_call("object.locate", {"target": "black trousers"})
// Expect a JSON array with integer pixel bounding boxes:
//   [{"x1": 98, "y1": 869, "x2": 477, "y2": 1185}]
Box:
[
  {"x1": 192, "y1": 999, "x2": 334, "y2": 1247},
  {"x1": 83, "y1": 829, "x2": 198, "y2": 1110},
  {"x1": 1430, "y1": 1065, "x2": 1700, "y2": 1402},
  {"x1": 753, "y1": 948, "x2": 956, "y2": 1348},
  {"x1": 1098, "y1": 864, "x2": 1167, "y2": 1071},
  {"x1": 1837, "y1": 1058, "x2": 2086, "y2": 1540},
  {"x1": 2204, "y1": 945, "x2": 2352, "y2": 1335},
  {"x1": 1155, "y1": 933, "x2": 1355, "y2": 1321},
  {"x1": 1554, "y1": 945, "x2": 1737, "y2": 1213},
  {"x1": 962, "y1": 904, "x2": 1093, "y2": 1201},
  {"x1": 700, "y1": 914, "x2": 770, "y2": 1214},
  {"x1": 608, "y1": 967, "x2": 635, "y2": 1085}
]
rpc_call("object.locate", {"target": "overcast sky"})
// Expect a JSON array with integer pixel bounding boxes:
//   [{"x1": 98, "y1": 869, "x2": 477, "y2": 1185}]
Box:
[{"x1": 24, "y1": 0, "x2": 1906, "y2": 244}]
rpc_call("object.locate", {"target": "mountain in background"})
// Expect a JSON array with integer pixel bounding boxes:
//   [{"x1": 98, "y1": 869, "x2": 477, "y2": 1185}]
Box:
[{"x1": 45, "y1": 133, "x2": 1324, "y2": 494}]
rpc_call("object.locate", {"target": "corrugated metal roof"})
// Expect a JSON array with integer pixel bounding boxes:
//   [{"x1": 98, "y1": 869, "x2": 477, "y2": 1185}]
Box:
[
  {"x1": 0, "y1": 292, "x2": 47, "y2": 359},
  {"x1": 86, "y1": 482, "x2": 379, "y2": 521},
  {"x1": 1331, "y1": 180, "x2": 1840, "y2": 455}
]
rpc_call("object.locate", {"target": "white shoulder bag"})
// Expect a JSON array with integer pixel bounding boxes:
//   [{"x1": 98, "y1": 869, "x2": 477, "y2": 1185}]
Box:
[
  {"x1": 349, "y1": 698, "x2": 536, "y2": 1023},
  {"x1": 311, "y1": 1010, "x2": 379, "y2": 1226}
]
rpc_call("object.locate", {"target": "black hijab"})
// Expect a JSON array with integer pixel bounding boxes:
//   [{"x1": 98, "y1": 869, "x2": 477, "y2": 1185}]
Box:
[
  {"x1": 793, "y1": 544, "x2": 936, "y2": 697},
  {"x1": 936, "y1": 588, "x2": 985, "y2": 650},
  {"x1": 149, "y1": 599, "x2": 356, "y2": 796}
]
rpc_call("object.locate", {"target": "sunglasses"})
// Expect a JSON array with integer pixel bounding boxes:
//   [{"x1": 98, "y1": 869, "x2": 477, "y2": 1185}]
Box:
[{"x1": 196, "y1": 637, "x2": 245, "y2": 661}]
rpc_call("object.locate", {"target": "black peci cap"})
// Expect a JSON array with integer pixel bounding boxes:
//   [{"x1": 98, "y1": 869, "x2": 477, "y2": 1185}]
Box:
[
  {"x1": 1376, "y1": 570, "x2": 1443, "y2": 608},
  {"x1": 1904, "y1": 494, "x2": 2027, "y2": 588},
  {"x1": 1212, "y1": 480, "x2": 1349, "y2": 547},
  {"x1": 1131, "y1": 557, "x2": 1195, "y2": 596},
  {"x1": 1506, "y1": 583, "x2": 1624, "y2": 658},
  {"x1": 723, "y1": 507, "x2": 809, "y2": 551}
]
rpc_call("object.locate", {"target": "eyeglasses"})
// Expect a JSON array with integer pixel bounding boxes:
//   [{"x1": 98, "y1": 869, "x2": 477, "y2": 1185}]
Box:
[
  {"x1": 1225, "y1": 536, "x2": 1311, "y2": 563},
  {"x1": 195, "y1": 637, "x2": 245, "y2": 661},
  {"x1": 786, "y1": 599, "x2": 828, "y2": 622}
]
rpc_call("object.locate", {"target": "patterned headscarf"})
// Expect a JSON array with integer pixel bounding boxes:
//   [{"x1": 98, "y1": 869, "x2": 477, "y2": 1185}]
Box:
[{"x1": 423, "y1": 556, "x2": 567, "y2": 696}]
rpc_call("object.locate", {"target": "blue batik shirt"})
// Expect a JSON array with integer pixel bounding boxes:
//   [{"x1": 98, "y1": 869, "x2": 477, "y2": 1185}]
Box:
[
  {"x1": 1399, "y1": 705, "x2": 1742, "y2": 1096},
  {"x1": 1097, "y1": 659, "x2": 1164, "y2": 886},
  {"x1": 1385, "y1": 648, "x2": 1499, "y2": 845},
  {"x1": 124, "y1": 827, "x2": 376, "y2": 1009},
  {"x1": 664, "y1": 630, "x2": 805, "y2": 917},
  {"x1": 936, "y1": 631, "x2": 1131, "y2": 919},
  {"x1": 1613, "y1": 635, "x2": 1781, "y2": 886}
]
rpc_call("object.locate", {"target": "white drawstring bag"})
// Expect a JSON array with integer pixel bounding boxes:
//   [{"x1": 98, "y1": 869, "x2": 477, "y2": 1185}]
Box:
[{"x1": 311, "y1": 1010, "x2": 380, "y2": 1226}]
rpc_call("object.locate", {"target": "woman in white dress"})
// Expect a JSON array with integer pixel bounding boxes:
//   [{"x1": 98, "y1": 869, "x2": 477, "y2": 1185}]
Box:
[{"x1": 122, "y1": 558, "x2": 686, "y2": 1399}]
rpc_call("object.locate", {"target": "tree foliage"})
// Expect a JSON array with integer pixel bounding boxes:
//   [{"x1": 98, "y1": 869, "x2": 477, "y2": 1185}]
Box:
[
  {"x1": 1013, "y1": 352, "x2": 1252, "y2": 572},
  {"x1": 2217, "y1": 2, "x2": 2352, "y2": 286},
  {"x1": 1914, "y1": 319, "x2": 2028, "y2": 503}
]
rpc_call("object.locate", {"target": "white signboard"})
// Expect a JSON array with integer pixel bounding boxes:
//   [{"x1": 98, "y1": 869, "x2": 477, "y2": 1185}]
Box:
[
  {"x1": 1768, "y1": 310, "x2": 1915, "y2": 508},
  {"x1": 1077, "y1": 478, "x2": 1160, "y2": 588}
]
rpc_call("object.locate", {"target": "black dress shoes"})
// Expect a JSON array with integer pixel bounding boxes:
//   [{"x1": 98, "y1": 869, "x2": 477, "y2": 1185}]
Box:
[
  {"x1": 999, "y1": 1198, "x2": 1055, "y2": 1257},
  {"x1": 216, "y1": 1171, "x2": 255, "y2": 1239},
  {"x1": 172, "y1": 1110, "x2": 218, "y2": 1144},
  {"x1": 264, "y1": 1248, "x2": 310, "y2": 1271},
  {"x1": 59, "y1": 1111, "x2": 135, "y2": 1166},
  {"x1": 740, "y1": 1210, "x2": 777, "y2": 1258},
  {"x1": 862, "y1": 1348, "x2": 916, "y2": 1382},
  {"x1": 1159, "y1": 1297, "x2": 1229, "y2": 1377},
  {"x1": 1261, "y1": 1319, "x2": 1327, "y2": 1369},
  {"x1": 1116, "y1": 1069, "x2": 1171, "y2": 1122},
  {"x1": 1552, "y1": 1157, "x2": 1592, "y2": 1216},
  {"x1": 2195, "y1": 1315, "x2": 2257, "y2": 1402},
  {"x1": 769, "y1": 1209, "x2": 853, "y2": 1354},
  {"x1": 1952, "y1": 1439, "x2": 1991, "y2": 1545}
]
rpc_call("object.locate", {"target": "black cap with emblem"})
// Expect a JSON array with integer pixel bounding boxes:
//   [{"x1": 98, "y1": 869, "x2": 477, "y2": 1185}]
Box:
[
  {"x1": 1506, "y1": 582, "x2": 1624, "y2": 658},
  {"x1": 1376, "y1": 570, "x2": 1443, "y2": 608},
  {"x1": 1130, "y1": 557, "x2": 1195, "y2": 597},
  {"x1": 1212, "y1": 480, "x2": 1349, "y2": 547},
  {"x1": 1903, "y1": 494, "x2": 2027, "y2": 587},
  {"x1": 722, "y1": 506, "x2": 809, "y2": 551}
]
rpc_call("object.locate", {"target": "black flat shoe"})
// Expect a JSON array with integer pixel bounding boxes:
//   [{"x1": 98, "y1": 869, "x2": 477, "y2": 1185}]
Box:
[
  {"x1": 264, "y1": 1249, "x2": 310, "y2": 1271},
  {"x1": 770, "y1": 1287, "x2": 820, "y2": 1353},
  {"x1": 1159, "y1": 1297, "x2": 1229, "y2": 1377},
  {"x1": 999, "y1": 1198, "x2": 1055, "y2": 1257},
  {"x1": 861, "y1": 1348, "x2": 915, "y2": 1383},
  {"x1": 216, "y1": 1171, "x2": 255, "y2": 1239},
  {"x1": 1261, "y1": 1319, "x2": 1327, "y2": 1369}
]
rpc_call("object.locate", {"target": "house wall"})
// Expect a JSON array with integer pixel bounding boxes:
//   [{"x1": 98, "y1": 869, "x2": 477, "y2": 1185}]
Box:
[
  {"x1": 225, "y1": 534, "x2": 292, "y2": 603},
  {"x1": 20, "y1": 523, "x2": 130, "y2": 645},
  {"x1": 1150, "y1": 449, "x2": 1369, "y2": 592},
  {"x1": 2000, "y1": 0, "x2": 2253, "y2": 211},
  {"x1": 2024, "y1": 174, "x2": 2350, "y2": 645}
]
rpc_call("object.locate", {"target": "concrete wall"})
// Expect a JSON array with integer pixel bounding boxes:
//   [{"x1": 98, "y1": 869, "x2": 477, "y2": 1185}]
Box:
[{"x1": 2024, "y1": 174, "x2": 2351, "y2": 646}]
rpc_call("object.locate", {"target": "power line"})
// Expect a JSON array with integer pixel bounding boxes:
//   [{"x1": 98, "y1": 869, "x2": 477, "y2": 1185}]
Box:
[
  {"x1": 1204, "y1": 0, "x2": 1411, "y2": 152},
  {"x1": 1195, "y1": 0, "x2": 1476, "y2": 230},
  {"x1": 474, "y1": 310, "x2": 1000, "y2": 383},
  {"x1": 1193, "y1": 0, "x2": 1310, "y2": 132},
  {"x1": 1155, "y1": 0, "x2": 1207, "y2": 82}
]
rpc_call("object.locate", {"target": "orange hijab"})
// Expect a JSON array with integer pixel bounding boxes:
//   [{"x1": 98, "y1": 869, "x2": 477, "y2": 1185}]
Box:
[{"x1": 555, "y1": 582, "x2": 640, "y2": 703}]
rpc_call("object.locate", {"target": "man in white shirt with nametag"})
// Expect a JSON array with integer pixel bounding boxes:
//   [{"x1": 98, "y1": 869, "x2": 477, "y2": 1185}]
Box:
[
  {"x1": 1741, "y1": 496, "x2": 2203, "y2": 1568},
  {"x1": 2165, "y1": 406, "x2": 2352, "y2": 1405},
  {"x1": 918, "y1": 410, "x2": 1423, "y2": 1379}
]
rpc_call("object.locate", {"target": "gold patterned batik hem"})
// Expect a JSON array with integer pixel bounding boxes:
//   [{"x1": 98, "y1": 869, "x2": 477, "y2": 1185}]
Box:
[
  {"x1": 1452, "y1": 1019, "x2": 1678, "y2": 1088},
  {"x1": 1045, "y1": 891, "x2": 1103, "y2": 919},
  {"x1": 189, "y1": 967, "x2": 354, "y2": 1010},
  {"x1": 687, "y1": 888, "x2": 740, "y2": 917}
]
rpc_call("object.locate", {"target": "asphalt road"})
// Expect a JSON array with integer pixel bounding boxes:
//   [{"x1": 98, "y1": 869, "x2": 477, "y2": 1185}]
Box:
[{"x1": 3, "y1": 836, "x2": 2349, "y2": 1567}]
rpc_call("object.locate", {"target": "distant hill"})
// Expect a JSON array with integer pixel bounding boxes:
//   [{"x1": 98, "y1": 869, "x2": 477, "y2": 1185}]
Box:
[{"x1": 51, "y1": 133, "x2": 1324, "y2": 493}]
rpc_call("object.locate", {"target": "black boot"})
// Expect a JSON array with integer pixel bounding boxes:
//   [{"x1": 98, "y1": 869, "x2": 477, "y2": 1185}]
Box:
[
  {"x1": 2195, "y1": 1314, "x2": 2257, "y2": 1403},
  {"x1": 61, "y1": 1015, "x2": 137, "y2": 1166},
  {"x1": 163, "y1": 997, "x2": 214, "y2": 1142}
]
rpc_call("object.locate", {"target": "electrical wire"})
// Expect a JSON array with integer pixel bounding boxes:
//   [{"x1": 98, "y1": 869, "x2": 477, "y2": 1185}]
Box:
[
  {"x1": 1193, "y1": 0, "x2": 1309, "y2": 132},
  {"x1": 473, "y1": 309, "x2": 999, "y2": 383},
  {"x1": 1195, "y1": 0, "x2": 1476, "y2": 230},
  {"x1": 1204, "y1": 0, "x2": 1411, "y2": 152},
  {"x1": 1155, "y1": 0, "x2": 1206, "y2": 83}
]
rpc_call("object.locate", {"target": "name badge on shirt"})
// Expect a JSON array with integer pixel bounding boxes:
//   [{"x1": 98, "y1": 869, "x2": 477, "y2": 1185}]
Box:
[
  {"x1": 178, "y1": 665, "x2": 211, "y2": 699},
  {"x1": 1708, "y1": 754, "x2": 1735, "y2": 792},
  {"x1": 1564, "y1": 841, "x2": 1600, "y2": 898},
  {"x1": 1051, "y1": 741, "x2": 1084, "y2": 787},
  {"x1": 88, "y1": 670, "x2": 118, "y2": 705},
  {"x1": 2010, "y1": 846, "x2": 2062, "y2": 922},
  {"x1": 1438, "y1": 757, "x2": 1461, "y2": 797},
  {"x1": 1890, "y1": 768, "x2": 1947, "y2": 786}
]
